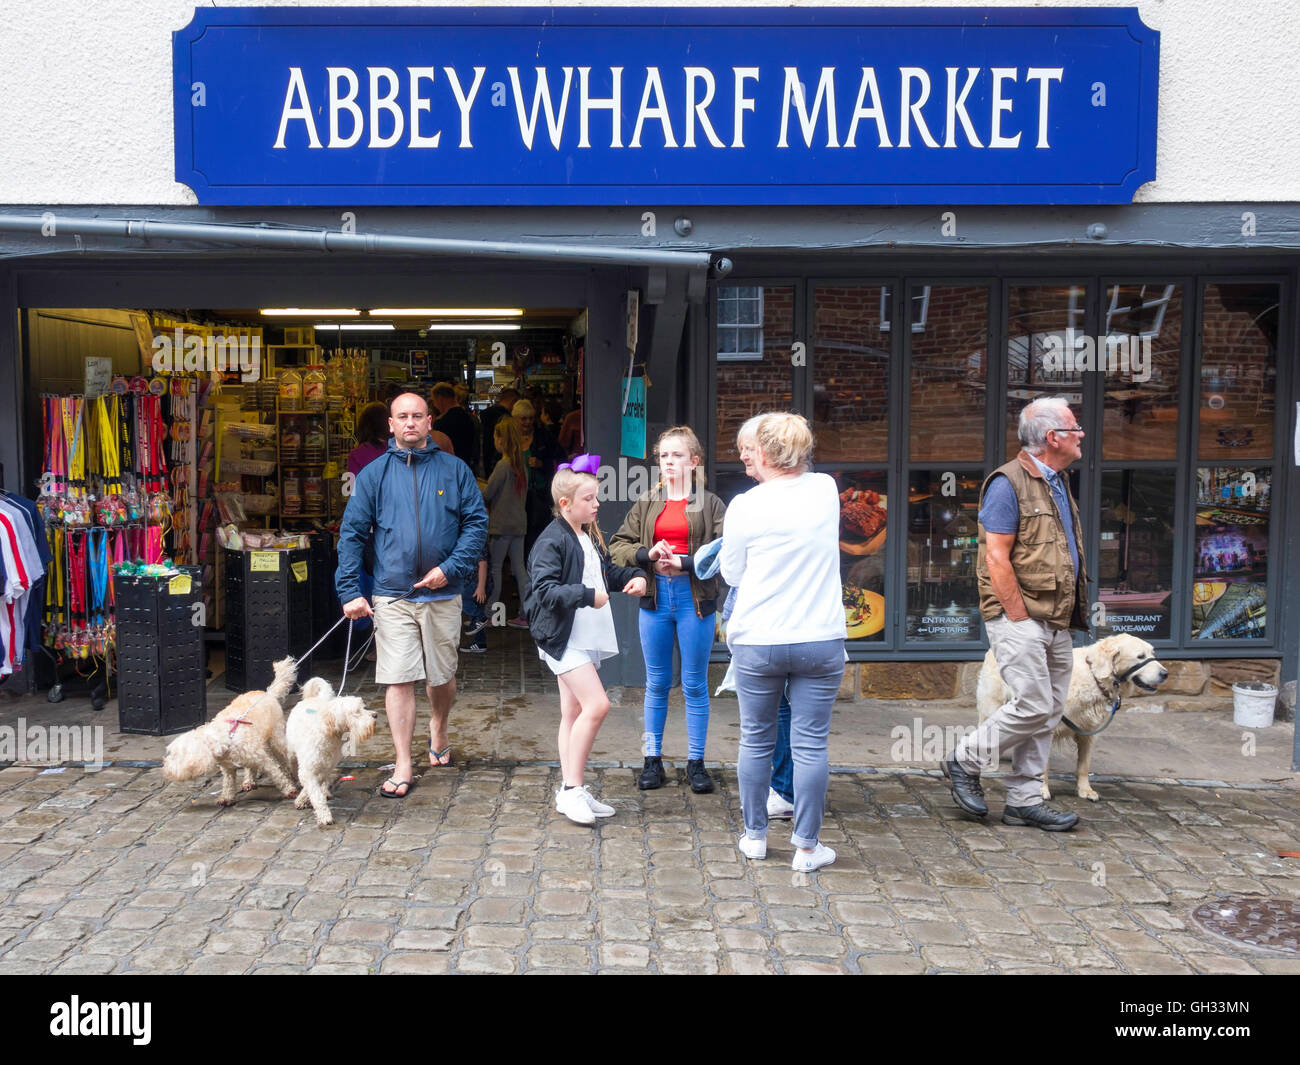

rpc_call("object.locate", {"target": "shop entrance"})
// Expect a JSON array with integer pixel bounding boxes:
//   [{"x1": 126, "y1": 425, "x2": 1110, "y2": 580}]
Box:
[{"x1": 10, "y1": 271, "x2": 607, "y2": 706}]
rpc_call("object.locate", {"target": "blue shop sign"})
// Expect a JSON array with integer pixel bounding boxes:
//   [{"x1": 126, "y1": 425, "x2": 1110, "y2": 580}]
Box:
[{"x1": 174, "y1": 7, "x2": 1158, "y2": 206}]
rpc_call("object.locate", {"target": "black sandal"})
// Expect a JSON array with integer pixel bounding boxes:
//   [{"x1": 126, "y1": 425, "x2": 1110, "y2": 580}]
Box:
[{"x1": 380, "y1": 778, "x2": 413, "y2": 798}]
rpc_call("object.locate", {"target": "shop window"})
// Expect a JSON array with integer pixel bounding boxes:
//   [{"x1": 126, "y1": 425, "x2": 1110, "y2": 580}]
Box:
[
  {"x1": 1192, "y1": 466, "x2": 1270, "y2": 640},
  {"x1": 908, "y1": 285, "x2": 989, "y2": 462},
  {"x1": 832, "y1": 470, "x2": 889, "y2": 642},
  {"x1": 905, "y1": 470, "x2": 982, "y2": 642},
  {"x1": 1096, "y1": 469, "x2": 1175, "y2": 641},
  {"x1": 1101, "y1": 284, "x2": 1183, "y2": 461},
  {"x1": 1005, "y1": 284, "x2": 1087, "y2": 460},
  {"x1": 813, "y1": 285, "x2": 889, "y2": 462},
  {"x1": 714, "y1": 285, "x2": 794, "y2": 462},
  {"x1": 1198, "y1": 283, "x2": 1278, "y2": 461}
]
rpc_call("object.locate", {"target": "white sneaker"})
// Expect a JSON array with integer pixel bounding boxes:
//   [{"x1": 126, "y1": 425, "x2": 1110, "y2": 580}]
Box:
[
  {"x1": 575, "y1": 785, "x2": 616, "y2": 818},
  {"x1": 737, "y1": 834, "x2": 767, "y2": 860},
  {"x1": 555, "y1": 786, "x2": 596, "y2": 826},
  {"x1": 767, "y1": 788, "x2": 795, "y2": 819},
  {"x1": 791, "y1": 843, "x2": 836, "y2": 873}
]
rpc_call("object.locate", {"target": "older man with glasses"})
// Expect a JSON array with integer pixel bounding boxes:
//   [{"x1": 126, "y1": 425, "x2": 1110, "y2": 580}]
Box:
[{"x1": 942, "y1": 395, "x2": 1090, "y2": 831}]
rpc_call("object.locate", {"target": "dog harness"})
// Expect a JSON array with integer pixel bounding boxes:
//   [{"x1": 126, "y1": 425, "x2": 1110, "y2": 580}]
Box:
[{"x1": 1064, "y1": 658, "x2": 1158, "y2": 736}]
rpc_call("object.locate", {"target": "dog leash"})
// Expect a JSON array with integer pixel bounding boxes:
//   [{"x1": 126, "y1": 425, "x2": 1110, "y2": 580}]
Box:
[
  {"x1": 1063, "y1": 659, "x2": 1156, "y2": 736},
  {"x1": 294, "y1": 585, "x2": 421, "y2": 688}
]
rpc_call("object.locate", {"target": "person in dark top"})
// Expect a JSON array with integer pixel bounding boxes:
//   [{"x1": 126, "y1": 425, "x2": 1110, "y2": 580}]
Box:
[{"x1": 431, "y1": 382, "x2": 476, "y2": 470}]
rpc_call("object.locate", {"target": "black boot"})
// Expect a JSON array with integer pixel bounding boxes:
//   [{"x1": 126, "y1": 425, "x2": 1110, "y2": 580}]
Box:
[
  {"x1": 637, "y1": 756, "x2": 666, "y2": 790},
  {"x1": 685, "y1": 759, "x2": 714, "y2": 794},
  {"x1": 941, "y1": 758, "x2": 988, "y2": 818},
  {"x1": 1002, "y1": 802, "x2": 1079, "y2": 831}
]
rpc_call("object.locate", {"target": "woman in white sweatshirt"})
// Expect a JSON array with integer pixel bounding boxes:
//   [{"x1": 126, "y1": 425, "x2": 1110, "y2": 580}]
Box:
[{"x1": 720, "y1": 412, "x2": 846, "y2": 873}]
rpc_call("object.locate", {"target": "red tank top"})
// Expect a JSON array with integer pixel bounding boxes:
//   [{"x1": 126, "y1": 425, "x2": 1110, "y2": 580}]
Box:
[{"x1": 653, "y1": 499, "x2": 690, "y2": 555}]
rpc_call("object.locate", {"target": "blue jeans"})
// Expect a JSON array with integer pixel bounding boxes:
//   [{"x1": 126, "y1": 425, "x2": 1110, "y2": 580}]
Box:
[
  {"x1": 733, "y1": 639, "x2": 845, "y2": 850},
  {"x1": 638, "y1": 575, "x2": 715, "y2": 759},
  {"x1": 772, "y1": 693, "x2": 793, "y2": 804}
]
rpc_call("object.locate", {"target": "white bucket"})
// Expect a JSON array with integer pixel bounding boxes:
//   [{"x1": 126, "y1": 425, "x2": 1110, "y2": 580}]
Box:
[{"x1": 1232, "y1": 682, "x2": 1277, "y2": 728}]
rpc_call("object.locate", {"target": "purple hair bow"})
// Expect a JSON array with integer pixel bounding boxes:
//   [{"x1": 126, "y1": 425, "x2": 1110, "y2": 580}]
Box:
[{"x1": 558, "y1": 453, "x2": 601, "y2": 475}]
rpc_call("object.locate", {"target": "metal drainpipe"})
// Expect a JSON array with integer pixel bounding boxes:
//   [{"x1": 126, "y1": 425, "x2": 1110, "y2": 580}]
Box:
[{"x1": 0, "y1": 213, "x2": 734, "y2": 276}]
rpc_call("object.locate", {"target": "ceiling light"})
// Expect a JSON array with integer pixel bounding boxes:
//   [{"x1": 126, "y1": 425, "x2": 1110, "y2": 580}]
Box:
[
  {"x1": 369, "y1": 308, "x2": 525, "y2": 317},
  {"x1": 314, "y1": 323, "x2": 396, "y2": 331},
  {"x1": 425, "y1": 323, "x2": 522, "y2": 331},
  {"x1": 260, "y1": 308, "x2": 361, "y2": 316}
]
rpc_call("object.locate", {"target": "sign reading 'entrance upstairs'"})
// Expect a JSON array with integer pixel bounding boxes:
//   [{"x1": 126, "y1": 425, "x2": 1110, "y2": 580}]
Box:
[{"x1": 173, "y1": 6, "x2": 1159, "y2": 206}]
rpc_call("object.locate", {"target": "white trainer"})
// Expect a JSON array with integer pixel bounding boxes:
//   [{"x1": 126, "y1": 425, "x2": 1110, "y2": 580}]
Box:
[
  {"x1": 791, "y1": 843, "x2": 836, "y2": 872},
  {"x1": 767, "y1": 788, "x2": 795, "y2": 819},
  {"x1": 555, "y1": 786, "x2": 596, "y2": 825},
  {"x1": 576, "y1": 785, "x2": 616, "y2": 818},
  {"x1": 737, "y1": 834, "x2": 767, "y2": 860}
]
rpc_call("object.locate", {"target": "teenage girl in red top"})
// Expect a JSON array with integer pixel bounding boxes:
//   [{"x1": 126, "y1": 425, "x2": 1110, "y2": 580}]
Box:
[{"x1": 610, "y1": 427, "x2": 726, "y2": 793}]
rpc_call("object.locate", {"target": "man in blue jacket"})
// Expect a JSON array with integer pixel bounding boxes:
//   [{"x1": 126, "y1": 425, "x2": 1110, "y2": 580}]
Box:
[{"x1": 337, "y1": 392, "x2": 488, "y2": 798}]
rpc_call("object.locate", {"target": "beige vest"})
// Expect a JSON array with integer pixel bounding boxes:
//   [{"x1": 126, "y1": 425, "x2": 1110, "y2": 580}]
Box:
[{"x1": 976, "y1": 451, "x2": 1090, "y2": 631}]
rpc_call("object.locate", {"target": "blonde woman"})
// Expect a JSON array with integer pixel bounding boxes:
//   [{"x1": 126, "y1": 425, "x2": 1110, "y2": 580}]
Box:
[
  {"x1": 610, "y1": 426, "x2": 726, "y2": 793},
  {"x1": 720, "y1": 412, "x2": 846, "y2": 872}
]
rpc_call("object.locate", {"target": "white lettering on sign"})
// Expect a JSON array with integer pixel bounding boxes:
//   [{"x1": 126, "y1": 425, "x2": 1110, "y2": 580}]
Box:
[{"x1": 270, "y1": 65, "x2": 1066, "y2": 155}]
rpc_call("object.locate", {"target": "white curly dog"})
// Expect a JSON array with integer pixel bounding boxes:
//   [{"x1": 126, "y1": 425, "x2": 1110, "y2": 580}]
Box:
[
  {"x1": 286, "y1": 676, "x2": 377, "y2": 826},
  {"x1": 162, "y1": 656, "x2": 300, "y2": 806}
]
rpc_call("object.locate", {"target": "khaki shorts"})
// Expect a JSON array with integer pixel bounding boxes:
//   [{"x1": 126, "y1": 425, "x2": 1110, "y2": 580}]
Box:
[{"x1": 373, "y1": 595, "x2": 462, "y2": 687}]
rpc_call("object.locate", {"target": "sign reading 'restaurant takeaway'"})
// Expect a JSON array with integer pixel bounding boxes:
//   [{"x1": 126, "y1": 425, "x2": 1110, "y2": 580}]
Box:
[{"x1": 173, "y1": 7, "x2": 1159, "y2": 206}]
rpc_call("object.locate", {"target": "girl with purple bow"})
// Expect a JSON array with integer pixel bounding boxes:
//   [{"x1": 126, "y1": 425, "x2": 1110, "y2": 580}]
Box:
[{"x1": 524, "y1": 457, "x2": 647, "y2": 825}]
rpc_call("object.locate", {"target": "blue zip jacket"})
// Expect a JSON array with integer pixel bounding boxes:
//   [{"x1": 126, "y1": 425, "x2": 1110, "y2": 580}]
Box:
[{"x1": 335, "y1": 437, "x2": 488, "y2": 603}]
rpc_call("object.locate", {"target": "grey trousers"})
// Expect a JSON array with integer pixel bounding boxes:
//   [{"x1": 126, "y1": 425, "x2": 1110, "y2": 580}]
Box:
[
  {"x1": 732, "y1": 639, "x2": 845, "y2": 850},
  {"x1": 955, "y1": 616, "x2": 1074, "y2": 808}
]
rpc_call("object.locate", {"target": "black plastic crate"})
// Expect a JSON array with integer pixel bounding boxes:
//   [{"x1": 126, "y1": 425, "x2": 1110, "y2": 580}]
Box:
[
  {"x1": 308, "y1": 532, "x2": 345, "y2": 659},
  {"x1": 224, "y1": 548, "x2": 313, "y2": 692},
  {"x1": 113, "y1": 567, "x2": 206, "y2": 735}
]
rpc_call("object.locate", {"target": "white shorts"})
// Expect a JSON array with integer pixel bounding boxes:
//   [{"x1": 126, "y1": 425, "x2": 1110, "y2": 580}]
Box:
[
  {"x1": 540, "y1": 645, "x2": 614, "y2": 676},
  {"x1": 373, "y1": 595, "x2": 462, "y2": 686}
]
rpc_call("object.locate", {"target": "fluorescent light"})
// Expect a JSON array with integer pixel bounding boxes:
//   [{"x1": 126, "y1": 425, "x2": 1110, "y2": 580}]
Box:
[
  {"x1": 314, "y1": 323, "x2": 396, "y2": 331},
  {"x1": 425, "y1": 323, "x2": 522, "y2": 332},
  {"x1": 369, "y1": 308, "x2": 525, "y2": 317},
  {"x1": 260, "y1": 308, "x2": 360, "y2": 316}
]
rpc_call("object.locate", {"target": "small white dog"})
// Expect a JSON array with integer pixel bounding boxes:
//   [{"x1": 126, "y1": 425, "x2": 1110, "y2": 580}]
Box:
[
  {"x1": 286, "y1": 676, "x2": 377, "y2": 826},
  {"x1": 163, "y1": 656, "x2": 300, "y2": 806}
]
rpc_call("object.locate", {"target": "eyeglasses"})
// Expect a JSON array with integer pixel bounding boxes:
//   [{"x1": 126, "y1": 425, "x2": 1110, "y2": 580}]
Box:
[{"x1": 1051, "y1": 426, "x2": 1085, "y2": 434}]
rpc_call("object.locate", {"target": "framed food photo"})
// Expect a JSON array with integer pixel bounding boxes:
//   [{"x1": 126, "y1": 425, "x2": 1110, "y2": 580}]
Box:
[{"x1": 835, "y1": 471, "x2": 888, "y2": 640}]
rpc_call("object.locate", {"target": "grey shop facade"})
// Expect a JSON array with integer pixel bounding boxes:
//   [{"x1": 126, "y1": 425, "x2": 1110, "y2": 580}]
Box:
[{"x1": 0, "y1": 8, "x2": 1297, "y2": 763}]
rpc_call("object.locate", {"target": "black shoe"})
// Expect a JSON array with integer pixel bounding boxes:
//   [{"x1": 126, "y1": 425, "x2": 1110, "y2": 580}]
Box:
[
  {"x1": 941, "y1": 758, "x2": 988, "y2": 818},
  {"x1": 685, "y1": 759, "x2": 714, "y2": 794},
  {"x1": 1002, "y1": 802, "x2": 1079, "y2": 831},
  {"x1": 637, "y1": 756, "x2": 666, "y2": 790}
]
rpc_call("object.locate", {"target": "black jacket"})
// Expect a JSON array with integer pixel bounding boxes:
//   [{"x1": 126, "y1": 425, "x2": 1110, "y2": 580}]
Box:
[{"x1": 524, "y1": 517, "x2": 643, "y2": 659}]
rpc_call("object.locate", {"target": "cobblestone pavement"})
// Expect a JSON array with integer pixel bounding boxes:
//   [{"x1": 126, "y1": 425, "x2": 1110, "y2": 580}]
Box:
[{"x1": 2, "y1": 760, "x2": 1299, "y2": 974}]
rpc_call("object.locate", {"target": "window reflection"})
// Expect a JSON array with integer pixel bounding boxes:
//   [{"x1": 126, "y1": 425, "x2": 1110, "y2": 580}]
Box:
[
  {"x1": 813, "y1": 286, "x2": 889, "y2": 462},
  {"x1": 1102, "y1": 284, "x2": 1182, "y2": 461},
  {"x1": 1192, "y1": 466, "x2": 1269, "y2": 639},
  {"x1": 909, "y1": 285, "x2": 989, "y2": 462},
  {"x1": 1199, "y1": 284, "x2": 1278, "y2": 460},
  {"x1": 906, "y1": 471, "x2": 982, "y2": 642},
  {"x1": 714, "y1": 285, "x2": 794, "y2": 463},
  {"x1": 1097, "y1": 470, "x2": 1175, "y2": 640},
  {"x1": 1005, "y1": 284, "x2": 1087, "y2": 460}
]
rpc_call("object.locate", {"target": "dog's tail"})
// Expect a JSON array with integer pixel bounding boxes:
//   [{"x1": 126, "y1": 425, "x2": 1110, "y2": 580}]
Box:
[{"x1": 266, "y1": 656, "x2": 298, "y2": 704}]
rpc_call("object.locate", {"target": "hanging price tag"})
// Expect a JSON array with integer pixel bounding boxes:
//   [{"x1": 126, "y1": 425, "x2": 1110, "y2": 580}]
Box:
[
  {"x1": 250, "y1": 551, "x2": 280, "y2": 572},
  {"x1": 168, "y1": 574, "x2": 192, "y2": 596},
  {"x1": 291, "y1": 561, "x2": 308, "y2": 582}
]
